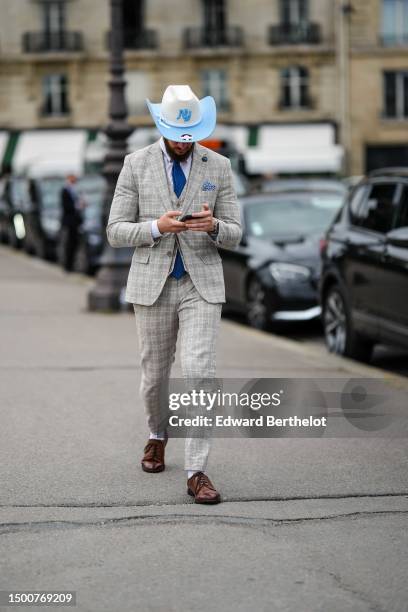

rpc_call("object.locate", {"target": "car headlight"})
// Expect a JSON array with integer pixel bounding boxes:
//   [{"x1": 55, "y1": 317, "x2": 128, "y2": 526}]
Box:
[
  {"x1": 13, "y1": 214, "x2": 26, "y2": 240},
  {"x1": 269, "y1": 262, "x2": 311, "y2": 282}
]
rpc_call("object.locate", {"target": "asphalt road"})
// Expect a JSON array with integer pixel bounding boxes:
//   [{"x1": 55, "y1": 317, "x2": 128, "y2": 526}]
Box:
[
  {"x1": 225, "y1": 313, "x2": 408, "y2": 379},
  {"x1": 1, "y1": 246, "x2": 408, "y2": 612},
  {"x1": 282, "y1": 319, "x2": 408, "y2": 379}
]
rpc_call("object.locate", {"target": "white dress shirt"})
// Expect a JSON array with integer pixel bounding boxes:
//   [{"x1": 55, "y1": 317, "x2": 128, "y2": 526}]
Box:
[{"x1": 150, "y1": 137, "x2": 193, "y2": 239}]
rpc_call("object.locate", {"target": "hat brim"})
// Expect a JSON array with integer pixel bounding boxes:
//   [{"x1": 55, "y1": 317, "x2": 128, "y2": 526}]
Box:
[{"x1": 146, "y1": 96, "x2": 216, "y2": 143}]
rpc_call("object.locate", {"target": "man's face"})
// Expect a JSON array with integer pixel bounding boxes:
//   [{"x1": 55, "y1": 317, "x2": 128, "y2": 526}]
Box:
[{"x1": 164, "y1": 138, "x2": 194, "y2": 162}]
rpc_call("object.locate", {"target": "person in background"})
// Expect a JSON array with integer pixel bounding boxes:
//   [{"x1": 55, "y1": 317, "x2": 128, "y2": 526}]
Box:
[{"x1": 60, "y1": 174, "x2": 85, "y2": 272}]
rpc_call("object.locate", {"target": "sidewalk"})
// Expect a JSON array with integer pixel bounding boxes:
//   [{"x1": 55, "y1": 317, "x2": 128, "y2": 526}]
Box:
[{"x1": 1, "y1": 245, "x2": 407, "y2": 612}]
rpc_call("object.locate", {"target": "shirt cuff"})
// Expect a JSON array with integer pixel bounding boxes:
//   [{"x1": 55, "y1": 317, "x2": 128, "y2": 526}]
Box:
[{"x1": 151, "y1": 219, "x2": 162, "y2": 239}]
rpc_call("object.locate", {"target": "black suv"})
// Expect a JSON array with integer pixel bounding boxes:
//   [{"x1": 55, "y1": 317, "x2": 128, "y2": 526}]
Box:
[{"x1": 319, "y1": 168, "x2": 408, "y2": 361}]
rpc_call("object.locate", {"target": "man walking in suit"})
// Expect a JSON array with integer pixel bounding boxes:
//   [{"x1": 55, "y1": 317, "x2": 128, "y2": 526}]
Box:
[{"x1": 106, "y1": 85, "x2": 242, "y2": 503}]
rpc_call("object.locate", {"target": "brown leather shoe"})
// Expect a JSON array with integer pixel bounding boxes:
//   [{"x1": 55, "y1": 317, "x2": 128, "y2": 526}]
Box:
[
  {"x1": 187, "y1": 471, "x2": 221, "y2": 504},
  {"x1": 141, "y1": 437, "x2": 167, "y2": 473}
]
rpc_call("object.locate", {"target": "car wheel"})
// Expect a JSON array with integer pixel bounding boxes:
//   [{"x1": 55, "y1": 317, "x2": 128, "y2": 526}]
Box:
[
  {"x1": 247, "y1": 277, "x2": 272, "y2": 331},
  {"x1": 323, "y1": 284, "x2": 373, "y2": 362}
]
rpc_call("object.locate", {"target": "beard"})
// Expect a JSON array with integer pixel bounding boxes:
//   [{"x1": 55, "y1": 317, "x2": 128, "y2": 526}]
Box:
[{"x1": 163, "y1": 138, "x2": 194, "y2": 162}]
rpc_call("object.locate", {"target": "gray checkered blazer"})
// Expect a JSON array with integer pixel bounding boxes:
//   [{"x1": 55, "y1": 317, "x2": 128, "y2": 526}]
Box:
[{"x1": 106, "y1": 140, "x2": 242, "y2": 305}]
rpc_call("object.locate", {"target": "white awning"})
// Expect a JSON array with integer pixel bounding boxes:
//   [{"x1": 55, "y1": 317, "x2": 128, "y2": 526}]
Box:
[
  {"x1": 127, "y1": 128, "x2": 160, "y2": 151},
  {"x1": 84, "y1": 128, "x2": 158, "y2": 164},
  {"x1": 13, "y1": 129, "x2": 87, "y2": 177},
  {"x1": 84, "y1": 125, "x2": 250, "y2": 163},
  {"x1": 244, "y1": 124, "x2": 344, "y2": 175},
  {"x1": 199, "y1": 124, "x2": 248, "y2": 151},
  {"x1": 0, "y1": 131, "x2": 9, "y2": 164},
  {"x1": 84, "y1": 131, "x2": 108, "y2": 164}
]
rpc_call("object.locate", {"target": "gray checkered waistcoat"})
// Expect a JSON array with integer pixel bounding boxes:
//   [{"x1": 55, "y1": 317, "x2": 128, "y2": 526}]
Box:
[{"x1": 106, "y1": 139, "x2": 242, "y2": 305}]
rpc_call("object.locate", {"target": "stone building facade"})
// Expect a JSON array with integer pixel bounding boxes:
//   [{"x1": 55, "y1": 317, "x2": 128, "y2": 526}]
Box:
[
  {"x1": 349, "y1": 0, "x2": 408, "y2": 174},
  {"x1": 0, "y1": 0, "x2": 407, "y2": 175}
]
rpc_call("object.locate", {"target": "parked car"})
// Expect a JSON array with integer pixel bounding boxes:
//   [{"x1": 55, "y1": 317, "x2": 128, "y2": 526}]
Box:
[
  {"x1": 19, "y1": 172, "x2": 108, "y2": 271},
  {"x1": 200, "y1": 137, "x2": 247, "y2": 176},
  {"x1": 57, "y1": 174, "x2": 106, "y2": 275},
  {"x1": 343, "y1": 175, "x2": 364, "y2": 192},
  {"x1": 220, "y1": 188, "x2": 345, "y2": 330},
  {"x1": 319, "y1": 168, "x2": 408, "y2": 361},
  {"x1": 260, "y1": 178, "x2": 347, "y2": 197},
  {"x1": 0, "y1": 176, "x2": 31, "y2": 248},
  {"x1": 233, "y1": 170, "x2": 251, "y2": 197},
  {"x1": 21, "y1": 176, "x2": 65, "y2": 260},
  {"x1": 0, "y1": 177, "x2": 8, "y2": 243}
]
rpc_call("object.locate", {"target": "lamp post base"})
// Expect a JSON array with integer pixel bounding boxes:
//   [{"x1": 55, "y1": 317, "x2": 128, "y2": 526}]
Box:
[{"x1": 87, "y1": 245, "x2": 132, "y2": 312}]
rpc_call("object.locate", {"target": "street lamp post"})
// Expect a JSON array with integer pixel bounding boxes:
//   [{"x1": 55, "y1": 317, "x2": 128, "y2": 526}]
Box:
[
  {"x1": 88, "y1": 0, "x2": 133, "y2": 311},
  {"x1": 337, "y1": 1, "x2": 353, "y2": 176}
]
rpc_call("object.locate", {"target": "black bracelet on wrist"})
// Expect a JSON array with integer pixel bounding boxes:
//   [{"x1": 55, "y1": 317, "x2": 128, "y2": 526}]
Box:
[{"x1": 209, "y1": 219, "x2": 219, "y2": 236}]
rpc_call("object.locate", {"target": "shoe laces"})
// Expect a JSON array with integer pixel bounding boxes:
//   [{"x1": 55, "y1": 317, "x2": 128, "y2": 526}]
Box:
[
  {"x1": 144, "y1": 440, "x2": 162, "y2": 461},
  {"x1": 192, "y1": 472, "x2": 215, "y2": 492}
]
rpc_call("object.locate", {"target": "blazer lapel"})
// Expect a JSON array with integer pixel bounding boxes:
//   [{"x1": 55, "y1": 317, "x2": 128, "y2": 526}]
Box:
[
  {"x1": 179, "y1": 143, "x2": 207, "y2": 217},
  {"x1": 148, "y1": 140, "x2": 206, "y2": 215},
  {"x1": 149, "y1": 140, "x2": 175, "y2": 213}
]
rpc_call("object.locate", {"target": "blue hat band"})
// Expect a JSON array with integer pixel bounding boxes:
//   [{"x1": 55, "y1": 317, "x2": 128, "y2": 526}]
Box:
[{"x1": 159, "y1": 112, "x2": 202, "y2": 129}]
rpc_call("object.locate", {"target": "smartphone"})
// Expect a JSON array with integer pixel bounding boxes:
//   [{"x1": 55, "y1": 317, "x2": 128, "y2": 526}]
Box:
[{"x1": 180, "y1": 214, "x2": 195, "y2": 222}]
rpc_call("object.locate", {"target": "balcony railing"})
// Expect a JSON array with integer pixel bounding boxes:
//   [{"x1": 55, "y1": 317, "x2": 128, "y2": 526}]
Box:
[
  {"x1": 269, "y1": 22, "x2": 321, "y2": 45},
  {"x1": 278, "y1": 95, "x2": 314, "y2": 111},
  {"x1": 40, "y1": 104, "x2": 71, "y2": 117},
  {"x1": 106, "y1": 28, "x2": 158, "y2": 50},
  {"x1": 23, "y1": 31, "x2": 83, "y2": 53},
  {"x1": 183, "y1": 26, "x2": 244, "y2": 49}
]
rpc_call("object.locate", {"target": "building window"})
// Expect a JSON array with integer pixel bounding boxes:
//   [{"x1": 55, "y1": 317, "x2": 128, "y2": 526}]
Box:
[
  {"x1": 42, "y1": 74, "x2": 69, "y2": 116},
  {"x1": 126, "y1": 70, "x2": 150, "y2": 115},
  {"x1": 366, "y1": 145, "x2": 408, "y2": 172},
  {"x1": 201, "y1": 69, "x2": 229, "y2": 111},
  {"x1": 280, "y1": 66, "x2": 310, "y2": 109},
  {"x1": 270, "y1": 0, "x2": 319, "y2": 45},
  {"x1": 117, "y1": 0, "x2": 157, "y2": 49},
  {"x1": 383, "y1": 71, "x2": 408, "y2": 119},
  {"x1": 123, "y1": 0, "x2": 144, "y2": 33},
  {"x1": 42, "y1": 1, "x2": 66, "y2": 34},
  {"x1": 202, "y1": 0, "x2": 226, "y2": 33},
  {"x1": 280, "y1": 0, "x2": 308, "y2": 26},
  {"x1": 382, "y1": 0, "x2": 408, "y2": 45}
]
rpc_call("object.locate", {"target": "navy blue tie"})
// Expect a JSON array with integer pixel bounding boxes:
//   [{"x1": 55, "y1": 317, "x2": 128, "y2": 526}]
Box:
[{"x1": 170, "y1": 160, "x2": 187, "y2": 279}]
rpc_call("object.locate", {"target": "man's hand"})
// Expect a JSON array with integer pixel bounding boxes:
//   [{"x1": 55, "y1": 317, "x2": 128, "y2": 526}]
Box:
[
  {"x1": 157, "y1": 210, "x2": 187, "y2": 234},
  {"x1": 184, "y1": 203, "x2": 216, "y2": 233}
]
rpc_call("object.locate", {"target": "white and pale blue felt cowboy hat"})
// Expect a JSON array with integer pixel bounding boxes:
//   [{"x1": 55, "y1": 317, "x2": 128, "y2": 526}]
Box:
[{"x1": 146, "y1": 85, "x2": 217, "y2": 143}]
